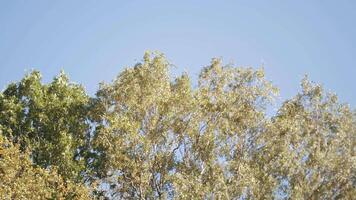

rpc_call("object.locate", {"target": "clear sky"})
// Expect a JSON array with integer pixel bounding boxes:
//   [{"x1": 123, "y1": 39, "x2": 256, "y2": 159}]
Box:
[{"x1": 0, "y1": 0, "x2": 355, "y2": 107}]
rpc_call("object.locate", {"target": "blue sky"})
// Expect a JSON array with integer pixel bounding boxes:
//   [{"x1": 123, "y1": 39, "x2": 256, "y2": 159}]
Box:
[{"x1": 0, "y1": 0, "x2": 355, "y2": 107}]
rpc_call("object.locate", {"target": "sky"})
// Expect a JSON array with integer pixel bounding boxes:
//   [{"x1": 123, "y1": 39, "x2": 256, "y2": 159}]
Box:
[{"x1": 0, "y1": 0, "x2": 355, "y2": 107}]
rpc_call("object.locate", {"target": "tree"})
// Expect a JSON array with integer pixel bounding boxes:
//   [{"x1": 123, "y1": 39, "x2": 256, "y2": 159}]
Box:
[
  {"x1": 0, "y1": 52, "x2": 355, "y2": 199},
  {"x1": 0, "y1": 130, "x2": 90, "y2": 199},
  {"x1": 90, "y1": 52, "x2": 193, "y2": 198},
  {"x1": 257, "y1": 77, "x2": 355, "y2": 199},
  {"x1": 0, "y1": 71, "x2": 90, "y2": 182},
  {"x1": 89, "y1": 52, "x2": 355, "y2": 199}
]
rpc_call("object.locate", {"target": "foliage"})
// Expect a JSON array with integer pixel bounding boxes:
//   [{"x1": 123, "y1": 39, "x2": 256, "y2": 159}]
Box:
[
  {"x1": 0, "y1": 131, "x2": 90, "y2": 199},
  {"x1": 258, "y1": 77, "x2": 355, "y2": 199},
  {"x1": 0, "y1": 71, "x2": 90, "y2": 181},
  {"x1": 0, "y1": 52, "x2": 355, "y2": 199}
]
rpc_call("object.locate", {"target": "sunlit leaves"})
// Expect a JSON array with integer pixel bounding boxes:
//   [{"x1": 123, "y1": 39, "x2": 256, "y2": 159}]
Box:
[
  {"x1": 0, "y1": 133, "x2": 90, "y2": 199},
  {"x1": 0, "y1": 52, "x2": 354, "y2": 199},
  {"x1": 0, "y1": 71, "x2": 90, "y2": 181}
]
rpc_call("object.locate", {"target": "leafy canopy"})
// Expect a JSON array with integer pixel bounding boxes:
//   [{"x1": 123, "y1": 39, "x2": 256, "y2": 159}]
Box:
[{"x1": 0, "y1": 52, "x2": 355, "y2": 199}]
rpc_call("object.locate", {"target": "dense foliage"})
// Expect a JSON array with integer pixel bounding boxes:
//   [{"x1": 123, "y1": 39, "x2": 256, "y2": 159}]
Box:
[{"x1": 0, "y1": 52, "x2": 355, "y2": 199}]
